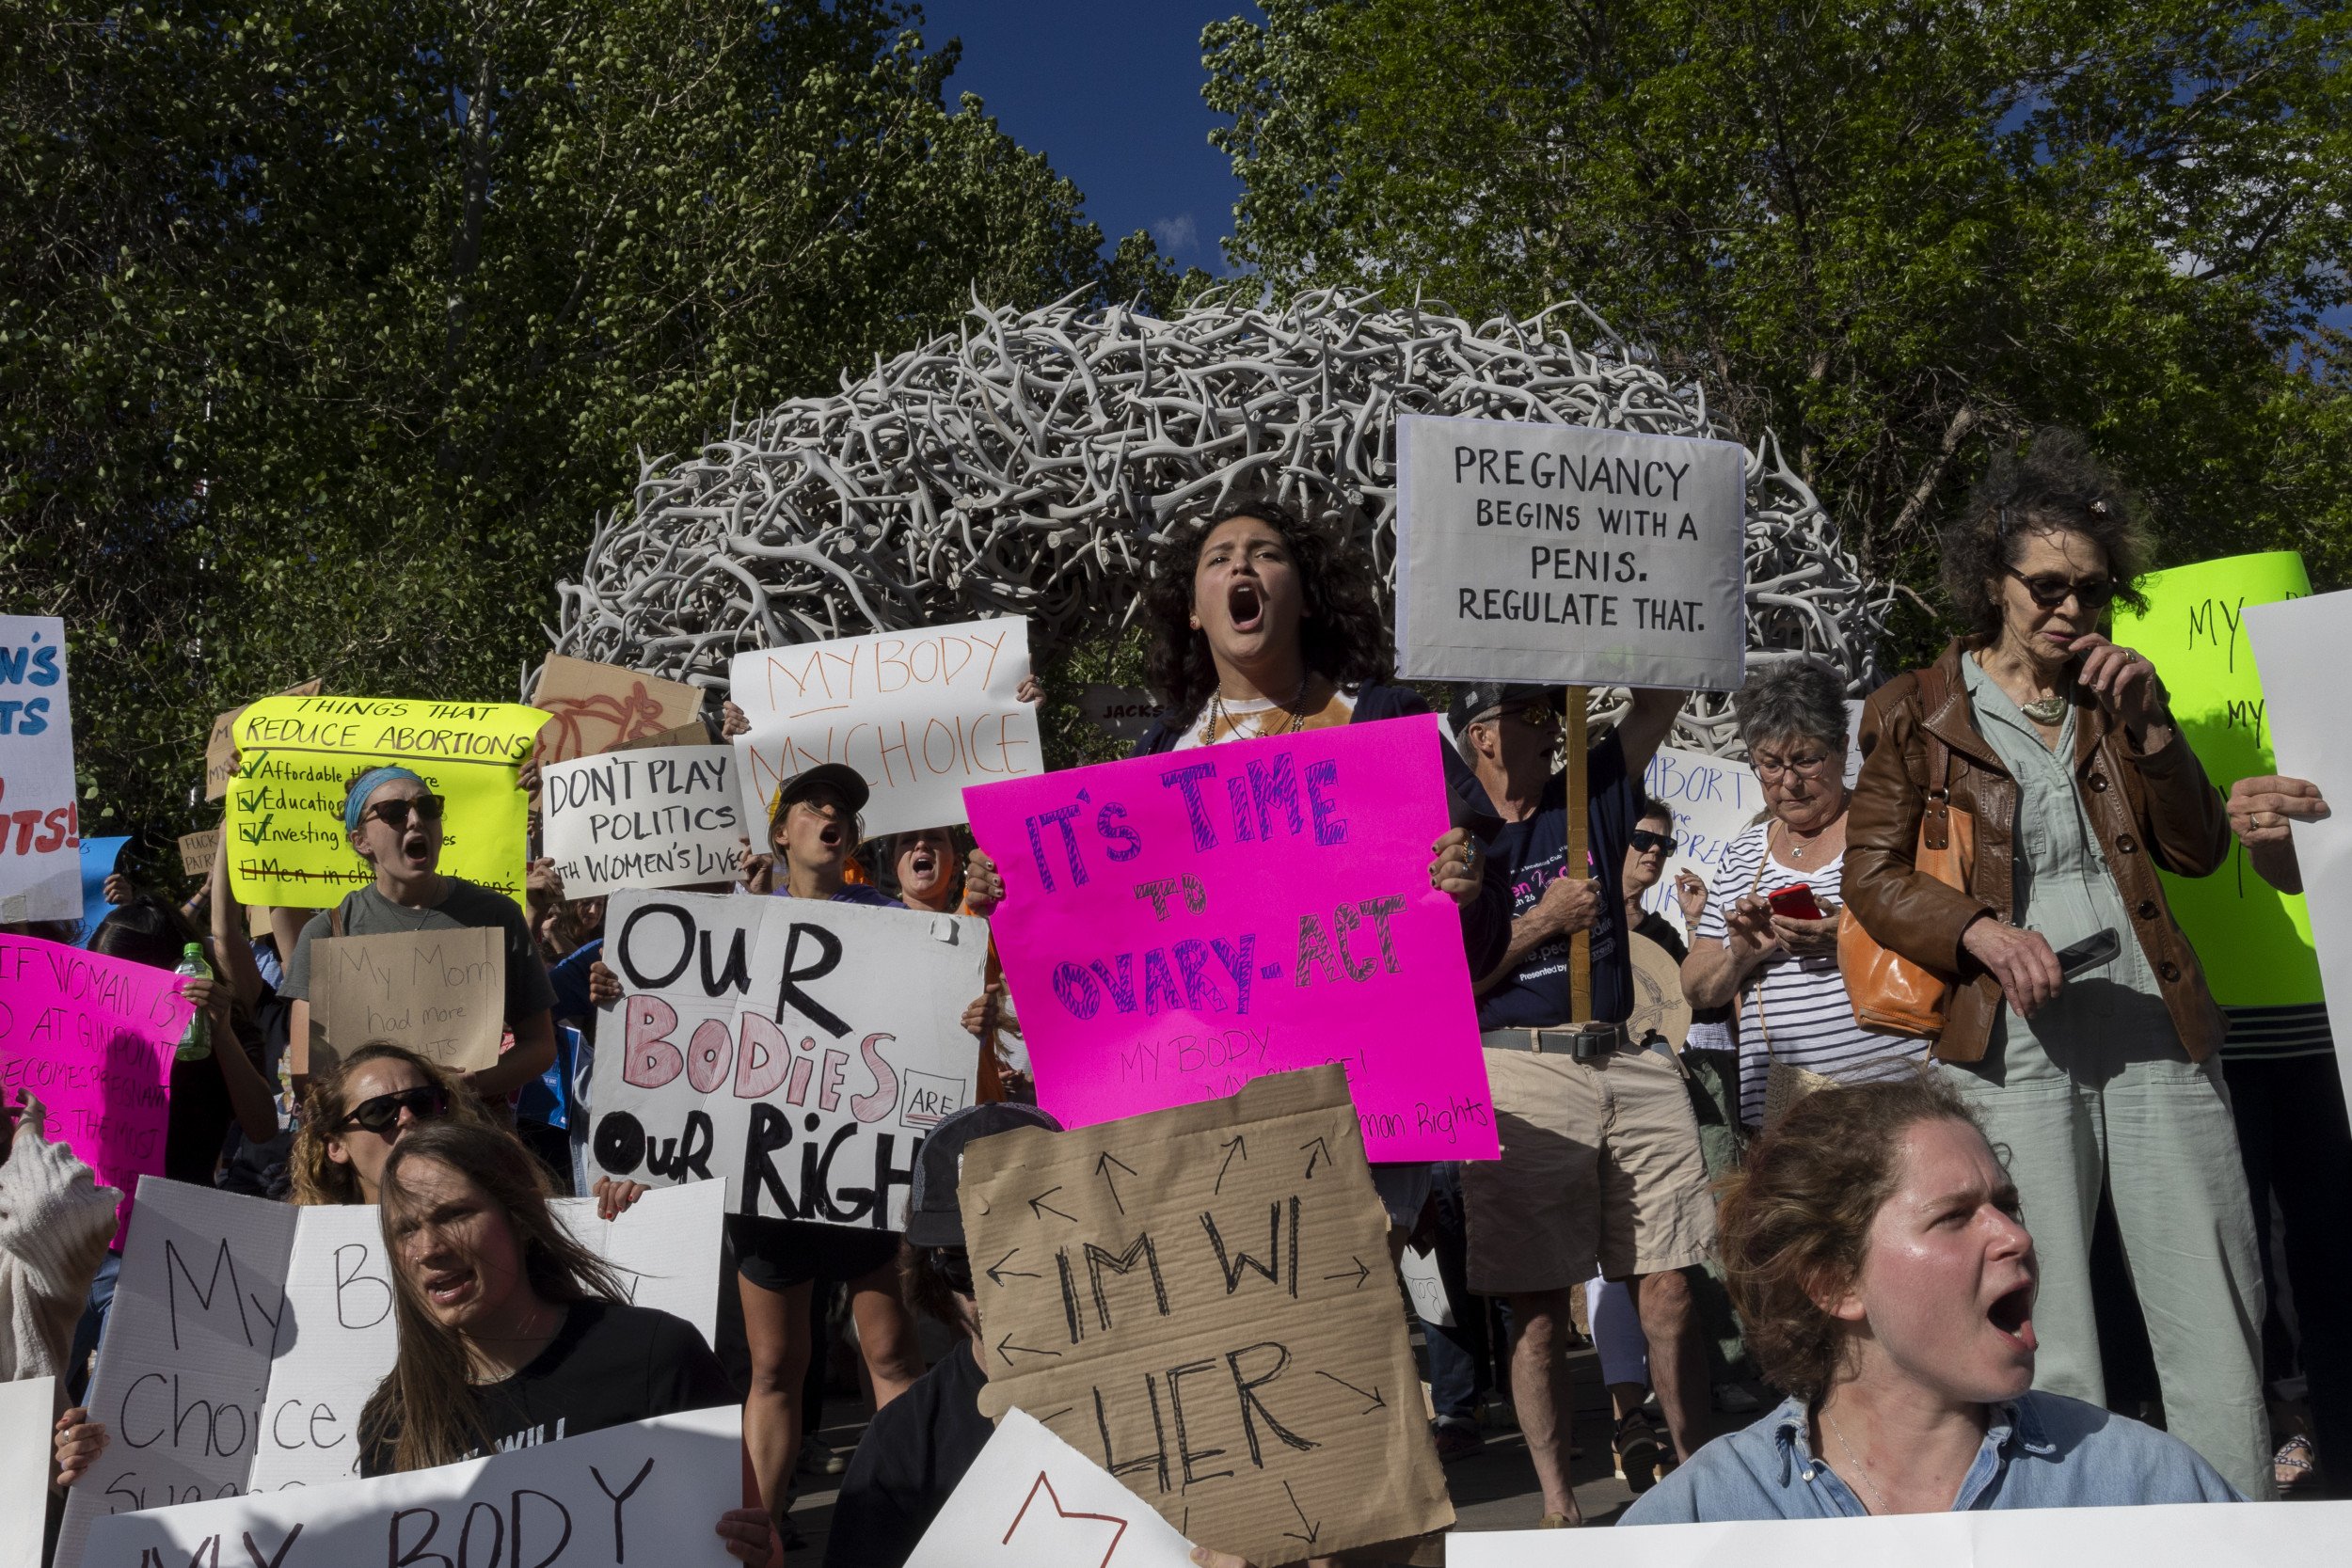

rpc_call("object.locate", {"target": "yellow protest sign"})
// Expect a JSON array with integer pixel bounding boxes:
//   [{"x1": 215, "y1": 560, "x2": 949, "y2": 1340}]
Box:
[
  {"x1": 2113, "y1": 550, "x2": 2317, "y2": 1006},
  {"x1": 226, "y1": 695, "x2": 549, "y2": 910}
]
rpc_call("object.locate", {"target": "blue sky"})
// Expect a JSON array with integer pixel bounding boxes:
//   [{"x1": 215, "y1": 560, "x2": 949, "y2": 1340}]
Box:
[{"x1": 914, "y1": 1, "x2": 1251, "y2": 274}]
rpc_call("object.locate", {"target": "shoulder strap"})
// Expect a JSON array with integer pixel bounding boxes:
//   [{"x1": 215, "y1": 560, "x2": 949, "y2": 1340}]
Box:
[
  {"x1": 327, "y1": 901, "x2": 345, "y2": 940},
  {"x1": 1916, "y1": 662, "x2": 1957, "y2": 853}
]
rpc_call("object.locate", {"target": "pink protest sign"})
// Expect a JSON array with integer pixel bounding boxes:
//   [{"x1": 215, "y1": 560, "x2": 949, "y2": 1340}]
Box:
[
  {"x1": 0, "y1": 933, "x2": 190, "y2": 1242},
  {"x1": 965, "y1": 713, "x2": 1498, "y2": 1160}
]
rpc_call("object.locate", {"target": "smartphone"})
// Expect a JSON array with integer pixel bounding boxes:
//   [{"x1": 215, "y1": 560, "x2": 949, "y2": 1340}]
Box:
[
  {"x1": 2056, "y1": 927, "x2": 2121, "y2": 976},
  {"x1": 1768, "y1": 884, "x2": 1826, "y2": 921}
]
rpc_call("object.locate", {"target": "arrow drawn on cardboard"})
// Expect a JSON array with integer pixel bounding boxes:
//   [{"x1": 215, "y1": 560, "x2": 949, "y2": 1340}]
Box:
[
  {"x1": 1095, "y1": 1152, "x2": 1136, "y2": 1215},
  {"x1": 1322, "y1": 1256, "x2": 1372, "y2": 1289},
  {"x1": 1314, "y1": 1370, "x2": 1388, "y2": 1414},
  {"x1": 1280, "y1": 1479, "x2": 1322, "y2": 1547},
  {"x1": 1215, "y1": 1134, "x2": 1247, "y2": 1195},
  {"x1": 1028, "y1": 1186, "x2": 1077, "y2": 1224},
  {"x1": 986, "y1": 1248, "x2": 1039, "y2": 1288},
  {"x1": 996, "y1": 1333, "x2": 1065, "y2": 1368},
  {"x1": 1299, "y1": 1135, "x2": 1334, "y2": 1180}
]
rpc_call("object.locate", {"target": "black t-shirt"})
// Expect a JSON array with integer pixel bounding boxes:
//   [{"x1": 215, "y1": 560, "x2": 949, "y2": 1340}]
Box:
[
  {"x1": 1471, "y1": 730, "x2": 1637, "y2": 1030},
  {"x1": 164, "y1": 1020, "x2": 269, "y2": 1185},
  {"x1": 823, "y1": 1338, "x2": 993, "y2": 1568},
  {"x1": 359, "y1": 1300, "x2": 735, "y2": 1476}
]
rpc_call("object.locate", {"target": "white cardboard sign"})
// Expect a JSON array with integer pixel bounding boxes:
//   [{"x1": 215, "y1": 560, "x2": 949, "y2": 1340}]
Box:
[
  {"x1": 1450, "y1": 1498, "x2": 2352, "y2": 1566},
  {"x1": 542, "y1": 745, "x2": 745, "y2": 896},
  {"x1": 904, "y1": 1407, "x2": 1198, "y2": 1568},
  {"x1": 2245, "y1": 590, "x2": 2352, "y2": 1116},
  {"x1": 82, "y1": 1408, "x2": 744, "y2": 1568},
  {"x1": 57, "y1": 1179, "x2": 727, "y2": 1564},
  {"x1": 1, "y1": 1375, "x2": 55, "y2": 1568},
  {"x1": 1394, "y1": 413, "x2": 1748, "y2": 691},
  {"x1": 1639, "y1": 746, "x2": 1767, "y2": 921},
  {"x1": 727, "y1": 617, "x2": 1041, "y2": 838},
  {"x1": 0, "y1": 614, "x2": 81, "y2": 922},
  {"x1": 587, "y1": 889, "x2": 989, "y2": 1228}
]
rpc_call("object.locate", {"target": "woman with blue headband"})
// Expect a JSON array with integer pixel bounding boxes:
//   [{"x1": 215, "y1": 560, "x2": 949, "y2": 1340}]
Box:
[{"x1": 279, "y1": 766, "x2": 559, "y2": 1103}]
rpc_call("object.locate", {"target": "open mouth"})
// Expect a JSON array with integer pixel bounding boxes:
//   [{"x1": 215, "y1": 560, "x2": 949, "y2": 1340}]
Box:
[
  {"x1": 1227, "y1": 578, "x2": 1264, "y2": 635},
  {"x1": 400, "y1": 831, "x2": 432, "y2": 867},
  {"x1": 818, "y1": 821, "x2": 844, "y2": 848},
  {"x1": 1987, "y1": 1283, "x2": 2037, "y2": 1352},
  {"x1": 910, "y1": 849, "x2": 937, "y2": 878},
  {"x1": 423, "y1": 1267, "x2": 475, "y2": 1309}
]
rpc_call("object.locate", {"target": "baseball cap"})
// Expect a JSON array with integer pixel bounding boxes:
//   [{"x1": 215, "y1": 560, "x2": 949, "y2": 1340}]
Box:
[
  {"x1": 904, "y1": 1101, "x2": 1064, "y2": 1249},
  {"x1": 1445, "y1": 682, "x2": 1554, "y2": 732},
  {"x1": 769, "y1": 762, "x2": 869, "y2": 822}
]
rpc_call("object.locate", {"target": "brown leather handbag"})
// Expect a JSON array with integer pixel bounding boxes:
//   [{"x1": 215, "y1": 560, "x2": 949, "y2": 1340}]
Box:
[{"x1": 1838, "y1": 665, "x2": 1975, "y2": 1040}]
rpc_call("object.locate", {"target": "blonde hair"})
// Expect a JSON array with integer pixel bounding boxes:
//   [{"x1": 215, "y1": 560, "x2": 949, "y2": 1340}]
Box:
[{"x1": 290, "y1": 1042, "x2": 503, "y2": 1206}]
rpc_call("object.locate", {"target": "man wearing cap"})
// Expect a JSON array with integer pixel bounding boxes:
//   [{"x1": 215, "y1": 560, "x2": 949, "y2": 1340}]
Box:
[
  {"x1": 826, "y1": 1101, "x2": 1063, "y2": 1568},
  {"x1": 1449, "y1": 681, "x2": 1713, "y2": 1523},
  {"x1": 281, "y1": 766, "x2": 558, "y2": 1100}
]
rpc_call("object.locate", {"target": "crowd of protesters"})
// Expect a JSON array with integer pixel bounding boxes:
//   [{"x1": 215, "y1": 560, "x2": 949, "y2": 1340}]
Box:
[{"x1": 7, "y1": 427, "x2": 2349, "y2": 1568}]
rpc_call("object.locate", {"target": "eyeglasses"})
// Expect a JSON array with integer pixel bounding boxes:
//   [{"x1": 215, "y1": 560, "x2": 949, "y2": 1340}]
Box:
[
  {"x1": 1753, "y1": 752, "x2": 1836, "y2": 783},
  {"x1": 1629, "y1": 829, "x2": 1677, "y2": 854},
  {"x1": 342, "y1": 1085, "x2": 447, "y2": 1136},
  {"x1": 363, "y1": 795, "x2": 446, "y2": 831},
  {"x1": 1474, "y1": 701, "x2": 1560, "y2": 731},
  {"x1": 2005, "y1": 567, "x2": 2117, "y2": 611}
]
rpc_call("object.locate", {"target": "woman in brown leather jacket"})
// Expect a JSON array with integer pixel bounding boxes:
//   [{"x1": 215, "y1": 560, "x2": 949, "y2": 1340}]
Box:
[{"x1": 1843, "y1": 432, "x2": 2270, "y2": 1500}]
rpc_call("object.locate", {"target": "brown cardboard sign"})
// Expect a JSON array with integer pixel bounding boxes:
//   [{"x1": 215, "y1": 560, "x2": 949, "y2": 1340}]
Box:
[
  {"x1": 177, "y1": 829, "x2": 221, "y2": 879},
  {"x1": 304, "y1": 927, "x2": 504, "y2": 1075},
  {"x1": 204, "y1": 678, "x2": 323, "y2": 800},
  {"x1": 960, "y1": 1067, "x2": 1453, "y2": 1565},
  {"x1": 612, "y1": 720, "x2": 713, "y2": 752},
  {"x1": 530, "y1": 656, "x2": 705, "y2": 764}
]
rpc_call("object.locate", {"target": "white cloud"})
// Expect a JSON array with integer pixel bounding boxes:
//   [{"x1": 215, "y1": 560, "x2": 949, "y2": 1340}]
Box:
[{"x1": 1150, "y1": 213, "x2": 1198, "y2": 254}]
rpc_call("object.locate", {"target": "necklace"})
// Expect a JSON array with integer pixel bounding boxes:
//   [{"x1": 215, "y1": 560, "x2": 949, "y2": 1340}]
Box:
[
  {"x1": 1206, "y1": 673, "x2": 1312, "y2": 742},
  {"x1": 1822, "y1": 1410, "x2": 1894, "y2": 1516},
  {"x1": 2019, "y1": 693, "x2": 2067, "y2": 725}
]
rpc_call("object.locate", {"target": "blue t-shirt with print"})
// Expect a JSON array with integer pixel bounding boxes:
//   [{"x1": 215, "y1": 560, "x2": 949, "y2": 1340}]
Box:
[{"x1": 1470, "y1": 730, "x2": 1637, "y2": 1030}]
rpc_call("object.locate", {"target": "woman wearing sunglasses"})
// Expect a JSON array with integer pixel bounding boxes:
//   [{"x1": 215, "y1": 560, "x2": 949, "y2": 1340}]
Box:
[
  {"x1": 292, "y1": 1042, "x2": 509, "y2": 1205},
  {"x1": 279, "y1": 767, "x2": 559, "y2": 1103},
  {"x1": 1842, "y1": 430, "x2": 2267, "y2": 1498}
]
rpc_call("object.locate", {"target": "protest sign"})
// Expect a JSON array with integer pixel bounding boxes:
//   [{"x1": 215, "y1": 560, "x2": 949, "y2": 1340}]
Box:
[
  {"x1": 83, "y1": 1407, "x2": 744, "y2": 1568},
  {"x1": 1638, "y1": 746, "x2": 1765, "y2": 920},
  {"x1": 178, "y1": 828, "x2": 221, "y2": 879},
  {"x1": 2115, "y1": 552, "x2": 2320, "y2": 1008},
  {"x1": 1398, "y1": 1244, "x2": 1454, "y2": 1329},
  {"x1": 204, "y1": 679, "x2": 324, "y2": 801},
  {"x1": 226, "y1": 695, "x2": 548, "y2": 910},
  {"x1": 0, "y1": 613, "x2": 81, "y2": 923},
  {"x1": 613, "y1": 721, "x2": 713, "y2": 752},
  {"x1": 78, "y1": 834, "x2": 130, "y2": 942},
  {"x1": 1451, "y1": 1497, "x2": 2352, "y2": 1567},
  {"x1": 1077, "y1": 684, "x2": 1169, "y2": 749},
  {"x1": 529, "y1": 655, "x2": 707, "y2": 764},
  {"x1": 729, "y1": 617, "x2": 1041, "y2": 838},
  {"x1": 57, "y1": 1177, "x2": 728, "y2": 1560},
  {"x1": 1393, "y1": 413, "x2": 1748, "y2": 689},
  {"x1": 962, "y1": 1068, "x2": 1453, "y2": 1565},
  {"x1": 964, "y1": 715, "x2": 1496, "y2": 1162},
  {"x1": 542, "y1": 745, "x2": 744, "y2": 897},
  {"x1": 2244, "y1": 589, "x2": 2352, "y2": 1115},
  {"x1": 302, "y1": 927, "x2": 504, "y2": 1074},
  {"x1": 905, "y1": 1408, "x2": 1199, "y2": 1568},
  {"x1": 0, "y1": 1375, "x2": 53, "y2": 1568},
  {"x1": 587, "y1": 889, "x2": 989, "y2": 1227},
  {"x1": 0, "y1": 933, "x2": 190, "y2": 1243}
]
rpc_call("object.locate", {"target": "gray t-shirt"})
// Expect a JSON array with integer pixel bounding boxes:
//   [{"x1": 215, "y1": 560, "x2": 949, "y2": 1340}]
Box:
[{"x1": 281, "y1": 877, "x2": 557, "y2": 1023}]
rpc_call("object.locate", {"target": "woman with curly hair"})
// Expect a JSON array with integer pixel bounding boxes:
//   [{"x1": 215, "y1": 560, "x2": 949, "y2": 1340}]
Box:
[
  {"x1": 1840, "y1": 429, "x2": 2269, "y2": 1497},
  {"x1": 290, "y1": 1041, "x2": 509, "y2": 1205},
  {"x1": 1625, "y1": 1078, "x2": 2239, "y2": 1519}
]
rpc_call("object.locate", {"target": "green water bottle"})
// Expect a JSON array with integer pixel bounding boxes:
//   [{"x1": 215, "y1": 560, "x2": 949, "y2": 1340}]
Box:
[{"x1": 174, "y1": 942, "x2": 214, "y2": 1062}]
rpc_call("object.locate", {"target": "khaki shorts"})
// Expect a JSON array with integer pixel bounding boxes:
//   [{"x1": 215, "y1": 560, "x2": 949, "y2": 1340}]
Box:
[{"x1": 1464, "y1": 1036, "x2": 1717, "y2": 1294}]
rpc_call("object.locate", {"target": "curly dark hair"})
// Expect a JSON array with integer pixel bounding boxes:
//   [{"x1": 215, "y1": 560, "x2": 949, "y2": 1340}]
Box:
[
  {"x1": 1142, "y1": 496, "x2": 1393, "y2": 718},
  {"x1": 1939, "y1": 428, "x2": 2152, "y2": 639},
  {"x1": 1716, "y1": 1075, "x2": 1990, "y2": 1402}
]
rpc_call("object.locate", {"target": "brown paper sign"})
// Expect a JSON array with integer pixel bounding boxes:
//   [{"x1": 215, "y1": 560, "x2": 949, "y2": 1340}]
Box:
[
  {"x1": 612, "y1": 721, "x2": 712, "y2": 752},
  {"x1": 530, "y1": 656, "x2": 704, "y2": 764},
  {"x1": 204, "y1": 678, "x2": 323, "y2": 800},
  {"x1": 178, "y1": 829, "x2": 221, "y2": 879},
  {"x1": 960, "y1": 1067, "x2": 1453, "y2": 1565},
  {"x1": 305, "y1": 927, "x2": 505, "y2": 1075}
]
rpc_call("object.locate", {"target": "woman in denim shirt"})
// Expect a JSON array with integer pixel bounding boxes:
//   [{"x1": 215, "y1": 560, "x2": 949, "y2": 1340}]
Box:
[{"x1": 1626, "y1": 1077, "x2": 2240, "y2": 1521}]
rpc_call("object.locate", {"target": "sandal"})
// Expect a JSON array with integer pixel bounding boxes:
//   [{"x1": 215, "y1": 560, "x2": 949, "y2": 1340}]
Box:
[
  {"x1": 1613, "y1": 1412, "x2": 1664, "y2": 1495},
  {"x1": 2275, "y1": 1433, "x2": 2316, "y2": 1494}
]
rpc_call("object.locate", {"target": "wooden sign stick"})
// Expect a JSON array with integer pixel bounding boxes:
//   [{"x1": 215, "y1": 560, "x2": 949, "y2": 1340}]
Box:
[{"x1": 1564, "y1": 684, "x2": 1592, "y2": 1022}]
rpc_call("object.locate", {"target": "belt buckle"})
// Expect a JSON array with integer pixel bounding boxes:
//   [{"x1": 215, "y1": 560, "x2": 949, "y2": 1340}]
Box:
[{"x1": 1567, "y1": 1022, "x2": 1620, "y2": 1063}]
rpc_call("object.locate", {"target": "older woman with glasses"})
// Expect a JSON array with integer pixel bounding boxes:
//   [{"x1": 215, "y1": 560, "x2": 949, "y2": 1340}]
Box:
[
  {"x1": 1682, "y1": 658, "x2": 1923, "y2": 1130},
  {"x1": 1840, "y1": 431, "x2": 2267, "y2": 1499}
]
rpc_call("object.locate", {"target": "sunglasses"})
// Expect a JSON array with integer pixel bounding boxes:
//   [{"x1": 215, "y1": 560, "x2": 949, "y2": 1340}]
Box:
[
  {"x1": 2005, "y1": 567, "x2": 2117, "y2": 611},
  {"x1": 935, "y1": 1248, "x2": 975, "y2": 1295},
  {"x1": 1629, "y1": 829, "x2": 1677, "y2": 854},
  {"x1": 342, "y1": 1084, "x2": 447, "y2": 1136},
  {"x1": 363, "y1": 794, "x2": 446, "y2": 831}
]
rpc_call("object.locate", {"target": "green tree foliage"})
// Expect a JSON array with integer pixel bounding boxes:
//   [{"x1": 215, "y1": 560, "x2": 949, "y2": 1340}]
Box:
[
  {"x1": 1203, "y1": 0, "x2": 2352, "y2": 651},
  {"x1": 2, "y1": 0, "x2": 1178, "y2": 860}
]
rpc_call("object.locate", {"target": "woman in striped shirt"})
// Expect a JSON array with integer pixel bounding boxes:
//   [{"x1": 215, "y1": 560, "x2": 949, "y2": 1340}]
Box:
[{"x1": 1681, "y1": 659, "x2": 1925, "y2": 1127}]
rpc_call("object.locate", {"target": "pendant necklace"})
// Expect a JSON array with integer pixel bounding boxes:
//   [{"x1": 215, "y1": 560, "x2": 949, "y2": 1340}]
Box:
[
  {"x1": 2020, "y1": 691, "x2": 2068, "y2": 726},
  {"x1": 1209, "y1": 673, "x2": 1311, "y2": 741}
]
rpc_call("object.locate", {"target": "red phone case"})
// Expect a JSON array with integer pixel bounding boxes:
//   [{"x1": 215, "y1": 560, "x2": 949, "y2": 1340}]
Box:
[{"x1": 1769, "y1": 884, "x2": 1824, "y2": 920}]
